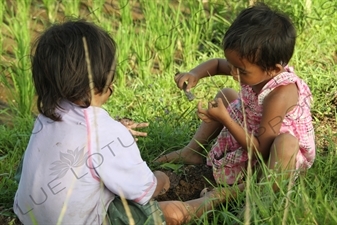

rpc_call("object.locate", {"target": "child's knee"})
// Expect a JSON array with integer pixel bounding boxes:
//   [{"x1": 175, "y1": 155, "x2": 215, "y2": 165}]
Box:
[
  {"x1": 271, "y1": 133, "x2": 299, "y2": 161},
  {"x1": 273, "y1": 133, "x2": 298, "y2": 148},
  {"x1": 215, "y1": 88, "x2": 238, "y2": 107}
]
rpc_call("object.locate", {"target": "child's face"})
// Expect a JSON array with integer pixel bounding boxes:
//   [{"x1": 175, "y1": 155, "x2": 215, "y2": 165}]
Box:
[{"x1": 224, "y1": 50, "x2": 282, "y2": 89}]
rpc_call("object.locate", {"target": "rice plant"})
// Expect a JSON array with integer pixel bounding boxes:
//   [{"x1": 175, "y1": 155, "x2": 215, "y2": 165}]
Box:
[
  {"x1": 42, "y1": 0, "x2": 59, "y2": 23},
  {"x1": 61, "y1": 0, "x2": 81, "y2": 18},
  {"x1": 1, "y1": 0, "x2": 35, "y2": 118}
]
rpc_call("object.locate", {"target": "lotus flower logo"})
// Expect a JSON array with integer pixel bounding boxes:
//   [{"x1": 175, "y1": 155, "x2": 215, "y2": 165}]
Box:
[{"x1": 50, "y1": 147, "x2": 88, "y2": 179}]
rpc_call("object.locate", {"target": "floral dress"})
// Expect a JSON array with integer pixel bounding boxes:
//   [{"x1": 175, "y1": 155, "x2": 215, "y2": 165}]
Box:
[{"x1": 207, "y1": 66, "x2": 316, "y2": 185}]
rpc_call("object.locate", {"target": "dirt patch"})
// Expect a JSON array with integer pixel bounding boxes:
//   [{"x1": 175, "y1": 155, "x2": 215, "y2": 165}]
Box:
[
  {"x1": 156, "y1": 164, "x2": 216, "y2": 202},
  {"x1": 313, "y1": 116, "x2": 337, "y2": 155}
]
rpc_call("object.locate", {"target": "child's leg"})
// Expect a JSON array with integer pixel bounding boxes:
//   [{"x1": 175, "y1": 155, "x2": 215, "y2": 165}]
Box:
[
  {"x1": 266, "y1": 133, "x2": 299, "y2": 190},
  {"x1": 158, "y1": 183, "x2": 245, "y2": 225},
  {"x1": 155, "y1": 88, "x2": 238, "y2": 164}
]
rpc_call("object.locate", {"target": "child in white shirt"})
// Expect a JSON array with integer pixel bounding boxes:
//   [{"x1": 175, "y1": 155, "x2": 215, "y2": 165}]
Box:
[{"x1": 13, "y1": 20, "x2": 233, "y2": 225}]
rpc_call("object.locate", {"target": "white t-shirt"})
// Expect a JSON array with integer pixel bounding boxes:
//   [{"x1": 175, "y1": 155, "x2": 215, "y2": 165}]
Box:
[{"x1": 13, "y1": 100, "x2": 157, "y2": 225}]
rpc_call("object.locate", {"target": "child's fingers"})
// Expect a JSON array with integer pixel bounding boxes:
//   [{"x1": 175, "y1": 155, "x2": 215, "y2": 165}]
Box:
[
  {"x1": 129, "y1": 130, "x2": 148, "y2": 137},
  {"x1": 197, "y1": 101, "x2": 214, "y2": 122},
  {"x1": 118, "y1": 118, "x2": 135, "y2": 126},
  {"x1": 197, "y1": 110, "x2": 212, "y2": 123},
  {"x1": 208, "y1": 98, "x2": 223, "y2": 109},
  {"x1": 203, "y1": 117, "x2": 212, "y2": 123},
  {"x1": 174, "y1": 72, "x2": 182, "y2": 84},
  {"x1": 196, "y1": 111, "x2": 204, "y2": 120},
  {"x1": 174, "y1": 73, "x2": 187, "y2": 90},
  {"x1": 197, "y1": 112, "x2": 205, "y2": 121},
  {"x1": 208, "y1": 100, "x2": 218, "y2": 109},
  {"x1": 175, "y1": 72, "x2": 196, "y2": 91},
  {"x1": 197, "y1": 101, "x2": 205, "y2": 112},
  {"x1": 197, "y1": 102, "x2": 209, "y2": 115},
  {"x1": 179, "y1": 79, "x2": 189, "y2": 91},
  {"x1": 216, "y1": 97, "x2": 224, "y2": 105},
  {"x1": 129, "y1": 122, "x2": 149, "y2": 129}
]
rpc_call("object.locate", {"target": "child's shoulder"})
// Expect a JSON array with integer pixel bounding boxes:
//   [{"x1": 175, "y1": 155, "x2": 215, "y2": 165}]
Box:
[
  {"x1": 85, "y1": 106, "x2": 123, "y2": 127},
  {"x1": 57, "y1": 101, "x2": 122, "y2": 129},
  {"x1": 266, "y1": 67, "x2": 311, "y2": 93}
]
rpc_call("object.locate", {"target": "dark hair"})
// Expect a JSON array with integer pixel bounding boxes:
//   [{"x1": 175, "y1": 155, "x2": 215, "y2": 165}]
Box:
[
  {"x1": 32, "y1": 20, "x2": 117, "y2": 121},
  {"x1": 223, "y1": 3, "x2": 296, "y2": 70}
]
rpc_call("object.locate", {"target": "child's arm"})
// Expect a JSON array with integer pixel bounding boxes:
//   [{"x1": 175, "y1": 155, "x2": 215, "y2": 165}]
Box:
[
  {"x1": 197, "y1": 84, "x2": 298, "y2": 160},
  {"x1": 253, "y1": 84, "x2": 299, "y2": 159},
  {"x1": 175, "y1": 59, "x2": 232, "y2": 91},
  {"x1": 151, "y1": 171, "x2": 170, "y2": 197}
]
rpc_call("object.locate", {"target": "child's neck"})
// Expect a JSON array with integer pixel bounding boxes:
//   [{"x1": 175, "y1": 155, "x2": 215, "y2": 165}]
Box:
[
  {"x1": 251, "y1": 67, "x2": 286, "y2": 94},
  {"x1": 251, "y1": 81, "x2": 270, "y2": 94}
]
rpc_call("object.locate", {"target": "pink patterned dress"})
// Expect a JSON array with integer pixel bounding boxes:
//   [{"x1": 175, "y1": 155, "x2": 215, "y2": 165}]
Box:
[{"x1": 206, "y1": 66, "x2": 316, "y2": 185}]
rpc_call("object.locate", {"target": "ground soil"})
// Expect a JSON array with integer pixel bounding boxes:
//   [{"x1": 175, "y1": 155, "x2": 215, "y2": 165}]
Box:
[{"x1": 156, "y1": 164, "x2": 216, "y2": 202}]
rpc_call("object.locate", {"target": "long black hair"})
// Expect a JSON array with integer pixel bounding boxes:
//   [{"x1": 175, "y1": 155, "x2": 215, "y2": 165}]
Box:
[{"x1": 32, "y1": 20, "x2": 117, "y2": 121}]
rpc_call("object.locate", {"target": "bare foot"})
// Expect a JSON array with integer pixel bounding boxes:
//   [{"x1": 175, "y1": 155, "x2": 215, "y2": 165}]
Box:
[
  {"x1": 154, "y1": 148, "x2": 204, "y2": 164},
  {"x1": 200, "y1": 187, "x2": 213, "y2": 197},
  {"x1": 202, "y1": 183, "x2": 245, "y2": 202}
]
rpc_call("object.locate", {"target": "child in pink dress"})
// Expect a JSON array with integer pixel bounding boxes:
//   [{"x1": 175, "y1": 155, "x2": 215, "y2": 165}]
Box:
[
  {"x1": 156, "y1": 3, "x2": 315, "y2": 186},
  {"x1": 207, "y1": 66, "x2": 315, "y2": 184}
]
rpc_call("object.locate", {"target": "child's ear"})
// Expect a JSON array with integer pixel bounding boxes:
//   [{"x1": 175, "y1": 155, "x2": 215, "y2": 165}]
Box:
[{"x1": 268, "y1": 64, "x2": 283, "y2": 77}]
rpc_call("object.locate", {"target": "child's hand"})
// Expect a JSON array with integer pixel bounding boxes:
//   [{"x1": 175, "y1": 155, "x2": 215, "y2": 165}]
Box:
[
  {"x1": 118, "y1": 118, "x2": 149, "y2": 141},
  {"x1": 174, "y1": 71, "x2": 200, "y2": 92},
  {"x1": 197, "y1": 98, "x2": 229, "y2": 123}
]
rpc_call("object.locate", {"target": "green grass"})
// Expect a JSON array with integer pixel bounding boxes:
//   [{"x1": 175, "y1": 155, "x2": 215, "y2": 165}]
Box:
[
  {"x1": 41, "y1": 0, "x2": 59, "y2": 23},
  {"x1": 1, "y1": 0, "x2": 35, "y2": 118},
  {"x1": 62, "y1": 0, "x2": 81, "y2": 18},
  {"x1": 1, "y1": 0, "x2": 337, "y2": 224}
]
